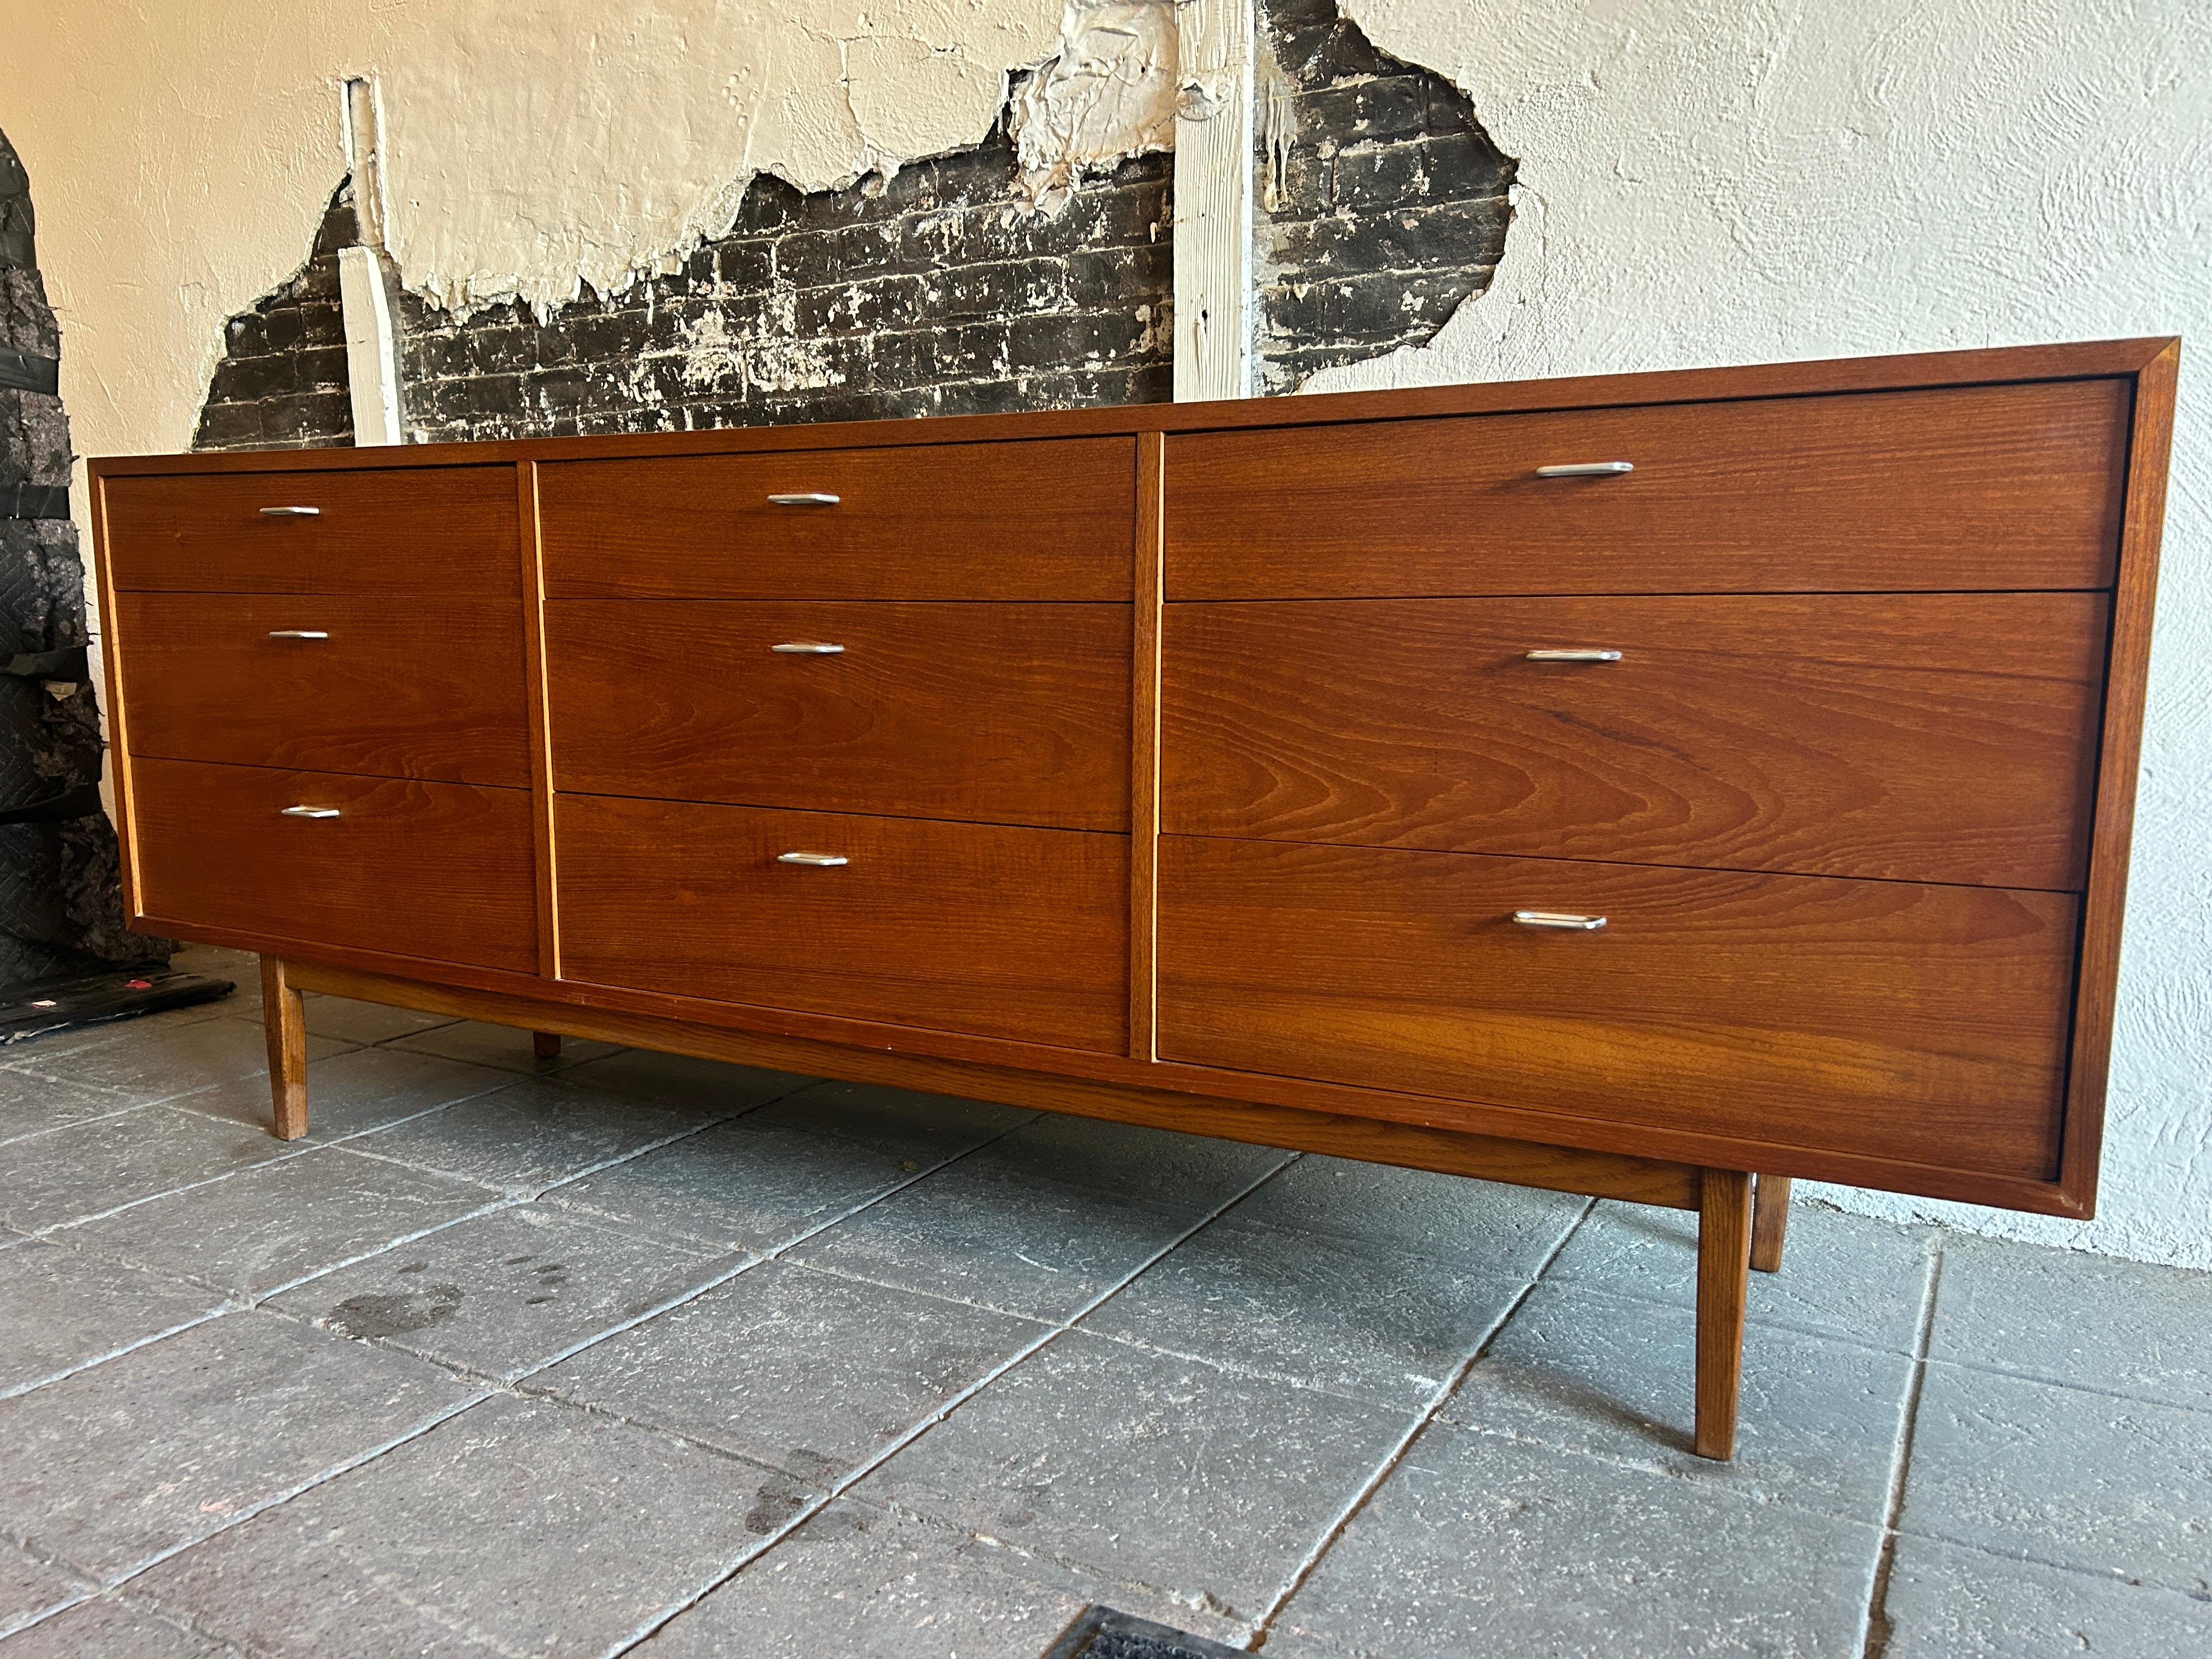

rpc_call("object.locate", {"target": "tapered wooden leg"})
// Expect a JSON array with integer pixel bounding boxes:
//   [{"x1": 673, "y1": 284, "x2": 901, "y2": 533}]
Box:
[
  {"x1": 1751, "y1": 1175, "x2": 1792, "y2": 1273},
  {"x1": 259, "y1": 956, "x2": 308, "y2": 1141},
  {"x1": 1695, "y1": 1167, "x2": 1754, "y2": 1460},
  {"x1": 532, "y1": 1031, "x2": 562, "y2": 1059}
]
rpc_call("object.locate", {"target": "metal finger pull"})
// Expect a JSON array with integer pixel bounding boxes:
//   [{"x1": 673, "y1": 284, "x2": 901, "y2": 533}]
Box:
[
  {"x1": 1523, "y1": 648, "x2": 1622, "y2": 663},
  {"x1": 1533, "y1": 461, "x2": 1633, "y2": 478},
  {"x1": 766, "y1": 493, "x2": 840, "y2": 506},
  {"x1": 770, "y1": 641, "x2": 845, "y2": 654},
  {"x1": 257, "y1": 505, "x2": 323, "y2": 516},
  {"x1": 267, "y1": 630, "x2": 330, "y2": 641},
  {"x1": 1513, "y1": 910, "x2": 1607, "y2": 930},
  {"x1": 776, "y1": 851, "x2": 848, "y2": 867},
  {"x1": 279, "y1": 805, "x2": 341, "y2": 820}
]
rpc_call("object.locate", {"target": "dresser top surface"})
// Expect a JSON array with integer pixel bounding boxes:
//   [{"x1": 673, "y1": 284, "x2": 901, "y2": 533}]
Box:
[{"x1": 88, "y1": 336, "x2": 2179, "y2": 479}]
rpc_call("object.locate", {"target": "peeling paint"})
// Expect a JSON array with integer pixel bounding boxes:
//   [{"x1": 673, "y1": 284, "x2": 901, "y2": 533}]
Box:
[{"x1": 1007, "y1": 1, "x2": 1178, "y2": 215}]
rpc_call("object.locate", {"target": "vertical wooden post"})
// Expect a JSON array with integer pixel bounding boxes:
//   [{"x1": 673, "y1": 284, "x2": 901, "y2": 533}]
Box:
[
  {"x1": 259, "y1": 955, "x2": 308, "y2": 1141},
  {"x1": 1751, "y1": 1174, "x2": 1792, "y2": 1273},
  {"x1": 1694, "y1": 1167, "x2": 1754, "y2": 1460},
  {"x1": 1172, "y1": 0, "x2": 1255, "y2": 400},
  {"x1": 532, "y1": 1031, "x2": 563, "y2": 1060}
]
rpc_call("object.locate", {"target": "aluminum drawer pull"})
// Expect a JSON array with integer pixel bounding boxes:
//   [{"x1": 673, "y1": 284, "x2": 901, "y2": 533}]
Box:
[
  {"x1": 776, "y1": 851, "x2": 848, "y2": 867},
  {"x1": 1524, "y1": 648, "x2": 1622, "y2": 662},
  {"x1": 769, "y1": 641, "x2": 845, "y2": 654},
  {"x1": 279, "y1": 805, "x2": 341, "y2": 820},
  {"x1": 1513, "y1": 910, "x2": 1607, "y2": 930},
  {"x1": 766, "y1": 493, "x2": 840, "y2": 506},
  {"x1": 267, "y1": 630, "x2": 330, "y2": 640},
  {"x1": 258, "y1": 505, "x2": 323, "y2": 516},
  {"x1": 1533, "y1": 461, "x2": 1633, "y2": 478}
]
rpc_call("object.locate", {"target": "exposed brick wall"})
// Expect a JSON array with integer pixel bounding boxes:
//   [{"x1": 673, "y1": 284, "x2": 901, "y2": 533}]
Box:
[
  {"x1": 196, "y1": 126, "x2": 1171, "y2": 453},
  {"x1": 190, "y1": 5, "x2": 1516, "y2": 449},
  {"x1": 1254, "y1": 0, "x2": 1515, "y2": 393},
  {"x1": 0, "y1": 127, "x2": 164, "y2": 980},
  {"x1": 194, "y1": 188, "x2": 358, "y2": 450}
]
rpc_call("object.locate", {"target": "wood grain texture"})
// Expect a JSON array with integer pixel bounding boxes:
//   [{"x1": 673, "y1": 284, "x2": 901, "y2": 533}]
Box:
[
  {"x1": 556, "y1": 795, "x2": 1130, "y2": 1053},
  {"x1": 2060, "y1": 341, "x2": 2181, "y2": 1216},
  {"x1": 285, "y1": 956, "x2": 1706, "y2": 1209},
  {"x1": 86, "y1": 340, "x2": 2180, "y2": 479},
  {"x1": 130, "y1": 758, "x2": 538, "y2": 973},
  {"x1": 1163, "y1": 594, "x2": 2108, "y2": 891},
  {"x1": 1751, "y1": 1174, "x2": 1791, "y2": 1273},
  {"x1": 259, "y1": 955, "x2": 308, "y2": 1140},
  {"x1": 112, "y1": 592, "x2": 531, "y2": 787},
  {"x1": 102, "y1": 465, "x2": 519, "y2": 595},
  {"x1": 1164, "y1": 380, "x2": 2131, "y2": 598},
  {"x1": 545, "y1": 601, "x2": 1132, "y2": 829},
  {"x1": 1696, "y1": 1169, "x2": 1754, "y2": 1460},
  {"x1": 539, "y1": 437, "x2": 1136, "y2": 599},
  {"x1": 1158, "y1": 835, "x2": 2078, "y2": 1180},
  {"x1": 1131, "y1": 431, "x2": 1166, "y2": 1059}
]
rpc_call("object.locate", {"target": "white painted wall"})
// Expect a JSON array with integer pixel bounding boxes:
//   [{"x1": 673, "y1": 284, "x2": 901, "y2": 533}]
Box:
[
  {"x1": 1317, "y1": 0, "x2": 2212, "y2": 1267},
  {"x1": 3, "y1": 0, "x2": 2205, "y2": 1261}
]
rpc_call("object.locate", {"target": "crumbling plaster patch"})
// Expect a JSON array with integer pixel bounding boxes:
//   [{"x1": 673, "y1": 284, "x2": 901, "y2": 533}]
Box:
[{"x1": 1323, "y1": 0, "x2": 2212, "y2": 1267}]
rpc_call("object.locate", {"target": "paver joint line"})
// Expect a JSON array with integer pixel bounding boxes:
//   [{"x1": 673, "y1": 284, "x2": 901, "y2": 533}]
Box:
[
  {"x1": 1861, "y1": 1234, "x2": 1944, "y2": 1659},
  {"x1": 1242, "y1": 1197, "x2": 1599, "y2": 1652}
]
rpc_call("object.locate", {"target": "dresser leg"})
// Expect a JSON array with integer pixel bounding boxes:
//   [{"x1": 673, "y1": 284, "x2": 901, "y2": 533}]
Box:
[
  {"x1": 1751, "y1": 1175, "x2": 1792, "y2": 1273},
  {"x1": 532, "y1": 1031, "x2": 562, "y2": 1060},
  {"x1": 1694, "y1": 1168, "x2": 1753, "y2": 1460},
  {"x1": 258, "y1": 956, "x2": 309, "y2": 1141}
]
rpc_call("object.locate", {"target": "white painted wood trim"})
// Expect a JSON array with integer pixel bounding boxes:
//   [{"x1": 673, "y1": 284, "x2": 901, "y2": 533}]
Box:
[
  {"x1": 338, "y1": 246, "x2": 403, "y2": 447},
  {"x1": 1172, "y1": 0, "x2": 1255, "y2": 402}
]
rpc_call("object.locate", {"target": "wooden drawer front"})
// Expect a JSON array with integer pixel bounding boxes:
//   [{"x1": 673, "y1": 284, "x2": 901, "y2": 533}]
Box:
[
  {"x1": 1158, "y1": 837, "x2": 2076, "y2": 1180},
  {"x1": 558, "y1": 797, "x2": 1127, "y2": 1052},
  {"x1": 1163, "y1": 594, "x2": 2107, "y2": 891},
  {"x1": 539, "y1": 438, "x2": 1135, "y2": 600},
  {"x1": 103, "y1": 467, "x2": 518, "y2": 596},
  {"x1": 546, "y1": 602, "x2": 1130, "y2": 829},
  {"x1": 1166, "y1": 380, "x2": 2128, "y2": 598},
  {"x1": 130, "y1": 759, "x2": 537, "y2": 972},
  {"x1": 116, "y1": 594, "x2": 531, "y2": 788}
]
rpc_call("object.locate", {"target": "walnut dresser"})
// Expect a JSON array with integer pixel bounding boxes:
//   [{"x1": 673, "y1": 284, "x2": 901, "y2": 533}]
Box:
[{"x1": 89, "y1": 338, "x2": 2179, "y2": 1460}]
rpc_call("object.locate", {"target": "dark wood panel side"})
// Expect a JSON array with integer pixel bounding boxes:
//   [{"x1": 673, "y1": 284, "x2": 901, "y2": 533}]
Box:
[
  {"x1": 1163, "y1": 594, "x2": 2108, "y2": 891},
  {"x1": 287, "y1": 957, "x2": 1707, "y2": 1210},
  {"x1": 1158, "y1": 836, "x2": 2078, "y2": 1181},
  {"x1": 88, "y1": 475, "x2": 145, "y2": 919},
  {"x1": 518, "y1": 462, "x2": 561, "y2": 979},
  {"x1": 113, "y1": 593, "x2": 531, "y2": 787},
  {"x1": 102, "y1": 466, "x2": 520, "y2": 596},
  {"x1": 129, "y1": 759, "x2": 539, "y2": 973},
  {"x1": 539, "y1": 437, "x2": 1137, "y2": 600},
  {"x1": 545, "y1": 601, "x2": 1132, "y2": 830},
  {"x1": 557, "y1": 795, "x2": 1130, "y2": 1053},
  {"x1": 2061, "y1": 343, "x2": 2182, "y2": 1216},
  {"x1": 1165, "y1": 380, "x2": 2131, "y2": 597}
]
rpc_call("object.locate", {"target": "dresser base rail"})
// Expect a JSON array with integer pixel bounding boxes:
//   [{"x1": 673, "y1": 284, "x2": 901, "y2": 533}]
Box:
[{"x1": 267, "y1": 953, "x2": 1780, "y2": 1460}]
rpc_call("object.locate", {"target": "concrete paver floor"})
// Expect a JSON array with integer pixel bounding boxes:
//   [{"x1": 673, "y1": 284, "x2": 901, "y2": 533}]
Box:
[{"x1": 2, "y1": 946, "x2": 2208, "y2": 1657}]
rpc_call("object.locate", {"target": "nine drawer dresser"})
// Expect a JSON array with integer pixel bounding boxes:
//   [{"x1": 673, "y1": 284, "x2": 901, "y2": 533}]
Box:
[{"x1": 89, "y1": 338, "x2": 2179, "y2": 1459}]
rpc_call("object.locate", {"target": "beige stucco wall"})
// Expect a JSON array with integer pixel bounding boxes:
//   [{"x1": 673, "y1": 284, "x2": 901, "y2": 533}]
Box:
[{"x1": 3, "y1": 1, "x2": 2206, "y2": 1262}]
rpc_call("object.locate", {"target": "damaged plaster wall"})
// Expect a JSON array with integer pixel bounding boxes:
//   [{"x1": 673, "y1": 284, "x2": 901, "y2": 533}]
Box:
[
  {"x1": 197, "y1": 133, "x2": 1171, "y2": 450},
  {"x1": 0, "y1": 0, "x2": 1176, "y2": 475},
  {"x1": 1253, "y1": 0, "x2": 1514, "y2": 393},
  {"x1": 1324, "y1": 0, "x2": 2212, "y2": 1268}
]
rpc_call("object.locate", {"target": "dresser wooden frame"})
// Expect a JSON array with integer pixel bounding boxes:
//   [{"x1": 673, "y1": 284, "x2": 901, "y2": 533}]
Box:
[{"x1": 89, "y1": 338, "x2": 2179, "y2": 1460}]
